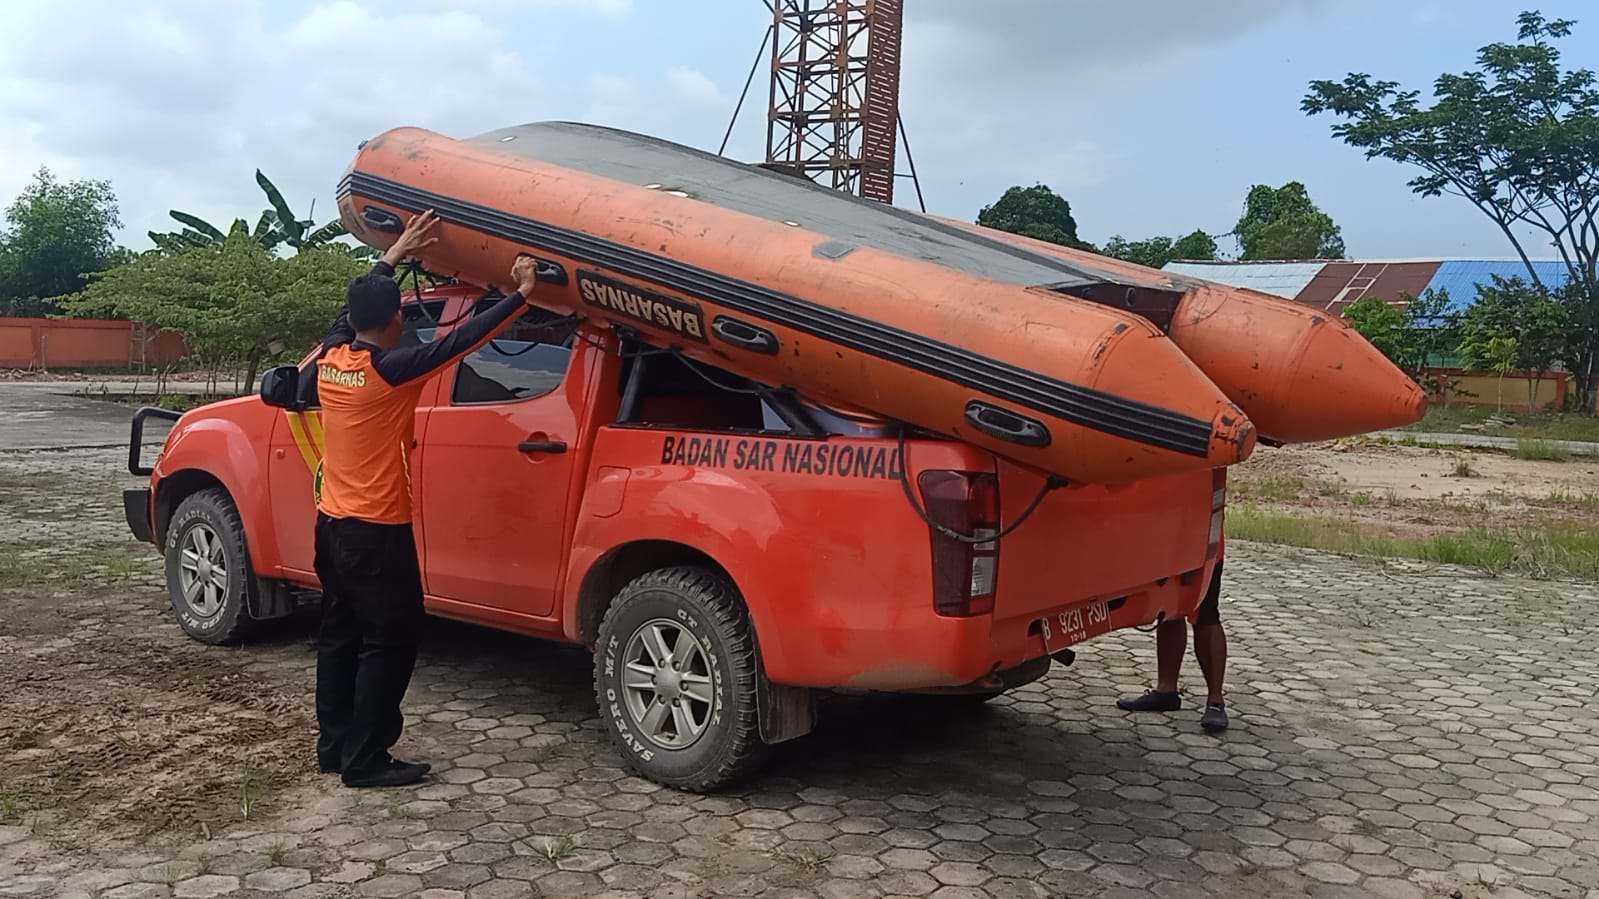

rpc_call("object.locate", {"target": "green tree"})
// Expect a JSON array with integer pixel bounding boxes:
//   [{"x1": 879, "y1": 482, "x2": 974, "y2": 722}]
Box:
[
  {"x1": 1342, "y1": 288, "x2": 1461, "y2": 400},
  {"x1": 1170, "y1": 229, "x2": 1220, "y2": 262},
  {"x1": 1456, "y1": 276, "x2": 1571, "y2": 410},
  {"x1": 1233, "y1": 182, "x2": 1346, "y2": 260},
  {"x1": 1342, "y1": 295, "x2": 1408, "y2": 362},
  {"x1": 977, "y1": 184, "x2": 1092, "y2": 250},
  {"x1": 1102, "y1": 229, "x2": 1220, "y2": 268},
  {"x1": 149, "y1": 170, "x2": 368, "y2": 259},
  {"x1": 1101, "y1": 235, "x2": 1174, "y2": 268},
  {"x1": 1304, "y1": 10, "x2": 1599, "y2": 412},
  {"x1": 62, "y1": 235, "x2": 363, "y2": 390},
  {"x1": 0, "y1": 167, "x2": 123, "y2": 315}
]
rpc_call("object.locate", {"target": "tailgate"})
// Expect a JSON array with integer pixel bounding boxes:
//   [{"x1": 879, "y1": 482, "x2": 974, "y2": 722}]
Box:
[{"x1": 993, "y1": 460, "x2": 1215, "y2": 620}]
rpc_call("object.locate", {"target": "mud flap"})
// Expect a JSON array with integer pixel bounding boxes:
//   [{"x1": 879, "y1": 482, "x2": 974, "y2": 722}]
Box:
[
  {"x1": 756, "y1": 662, "x2": 814, "y2": 745},
  {"x1": 249, "y1": 578, "x2": 295, "y2": 621}
]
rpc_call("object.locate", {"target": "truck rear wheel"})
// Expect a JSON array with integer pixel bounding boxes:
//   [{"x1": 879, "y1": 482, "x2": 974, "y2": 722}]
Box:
[
  {"x1": 594, "y1": 566, "x2": 765, "y2": 791},
  {"x1": 164, "y1": 487, "x2": 256, "y2": 645}
]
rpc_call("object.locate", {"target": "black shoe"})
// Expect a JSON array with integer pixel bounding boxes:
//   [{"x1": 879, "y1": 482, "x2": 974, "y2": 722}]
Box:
[
  {"x1": 1116, "y1": 689, "x2": 1181, "y2": 713},
  {"x1": 1201, "y1": 703, "x2": 1229, "y2": 733},
  {"x1": 342, "y1": 760, "x2": 431, "y2": 788},
  {"x1": 319, "y1": 762, "x2": 341, "y2": 775}
]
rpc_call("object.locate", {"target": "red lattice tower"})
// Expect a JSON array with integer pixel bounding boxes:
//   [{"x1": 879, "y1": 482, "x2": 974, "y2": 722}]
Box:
[{"x1": 765, "y1": 0, "x2": 903, "y2": 203}]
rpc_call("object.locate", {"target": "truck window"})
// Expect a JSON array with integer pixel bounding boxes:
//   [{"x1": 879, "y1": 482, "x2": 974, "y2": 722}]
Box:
[
  {"x1": 452, "y1": 298, "x2": 578, "y2": 405},
  {"x1": 615, "y1": 343, "x2": 886, "y2": 438}
]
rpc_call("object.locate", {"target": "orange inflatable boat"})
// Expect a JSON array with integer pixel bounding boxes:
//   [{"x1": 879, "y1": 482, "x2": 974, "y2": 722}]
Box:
[
  {"x1": 339, "y1": 122, "x2": 1253, "y2": 484},
  {"x1": 935, "y1": 218, "x2": 1428, "y2": 443}
]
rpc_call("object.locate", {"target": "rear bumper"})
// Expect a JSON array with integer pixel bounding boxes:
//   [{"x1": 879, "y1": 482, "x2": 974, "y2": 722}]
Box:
[
  {"x1": 775, "y1": 562, "x2": 1216, "y2": 691},
  {"x1": 124, "y1": 488, "x2": 154, "y2": 544}
]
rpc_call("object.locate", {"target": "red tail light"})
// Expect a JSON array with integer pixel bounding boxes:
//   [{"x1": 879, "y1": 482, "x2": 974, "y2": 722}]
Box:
[
  {"x1": 918, "y1": 470, "x2": 1000, "y2": 617},
  {"x1": 1208, "y1": 468, "x2": 1227, "y2": 558}
]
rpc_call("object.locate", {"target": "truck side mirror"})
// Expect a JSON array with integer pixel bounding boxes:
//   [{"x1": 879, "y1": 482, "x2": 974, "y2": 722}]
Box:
[{"x1": 259, "y1": 366, "x2": 301, "y2": 409}]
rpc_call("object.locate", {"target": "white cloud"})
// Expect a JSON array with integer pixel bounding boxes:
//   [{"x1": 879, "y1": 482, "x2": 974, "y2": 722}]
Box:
[
  {"x1": 0, "y1": 1, "x2": 543, "y2": 249},
  {"x1": 667, "y1": 66, "x2": 725, "y2": 108}
]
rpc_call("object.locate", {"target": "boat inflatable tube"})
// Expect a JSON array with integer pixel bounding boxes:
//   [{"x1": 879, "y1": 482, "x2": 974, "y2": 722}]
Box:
[
  {"x1": 935, "y1": 218, "x2": 1429, "y2": 443},
  {"x1": 340, "y1": 122, "x2": 1255, "y2": 483}
]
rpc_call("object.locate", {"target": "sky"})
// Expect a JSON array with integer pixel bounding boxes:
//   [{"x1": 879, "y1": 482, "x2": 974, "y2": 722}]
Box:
[{"x1": 1, "y1": 0, "x2": 1593, "y2": 260}]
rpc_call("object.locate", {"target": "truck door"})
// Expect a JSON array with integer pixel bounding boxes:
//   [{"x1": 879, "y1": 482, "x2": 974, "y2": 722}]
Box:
[
  {"x1": 416, "y1": 301, "x2": 584, "y2": 619},
  {"x1": 267, "y1": 300, "x2": 445, "y2": 578}
]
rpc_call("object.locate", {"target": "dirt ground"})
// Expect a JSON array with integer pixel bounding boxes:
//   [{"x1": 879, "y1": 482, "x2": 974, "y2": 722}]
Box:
[
  {"x1": 0, "y1": 584, "x2": 320, "y2": 848},
  {"x1": 0, "y1": 445, "x2": 323, "y2": 851},
  {"x1": 1231, "y1": 438, "x2": 1599, "y2": 535}
]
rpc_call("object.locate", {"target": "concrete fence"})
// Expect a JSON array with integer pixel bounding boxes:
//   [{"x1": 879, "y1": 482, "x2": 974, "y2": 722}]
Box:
[
  {"x1": 0, "y1": 317, "x2": 188, "y2": 370},
  {"x1": 1425, "y1": 367, "x2": 1569, "y2": 411}
]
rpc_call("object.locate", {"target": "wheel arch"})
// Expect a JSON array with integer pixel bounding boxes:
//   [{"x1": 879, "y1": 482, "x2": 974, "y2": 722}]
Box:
[
  {"x1": 154, "y1": 468, "x2": 228, "y2": 546},
  {"x1": 574, "y1": 540, "x2": 734, "y2": 647}
]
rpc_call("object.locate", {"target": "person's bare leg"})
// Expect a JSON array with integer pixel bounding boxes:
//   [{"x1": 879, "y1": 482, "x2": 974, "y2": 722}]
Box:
[
  {"x1": 1118, "y1": 619, "x2": 1187, "y2": 712},
  {"x1": 1192, "y1": 622, "x2": 1226, "y2": 705},
  {"x1": 1155, "y1": 618, "x2": 1187, "y2": 693},
  {"x1": 1193, "y1": 621, "x2": 1229, "y2": 732}
]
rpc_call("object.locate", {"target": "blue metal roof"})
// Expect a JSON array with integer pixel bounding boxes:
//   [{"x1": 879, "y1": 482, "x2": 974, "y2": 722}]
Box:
[{"x1": 1422, "y1": 261, "x2": 1572, "y2": 313}]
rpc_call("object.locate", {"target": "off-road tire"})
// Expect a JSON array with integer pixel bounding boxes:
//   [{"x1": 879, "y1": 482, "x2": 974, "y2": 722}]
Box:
[
  {"x1": 594, "y1": 566, "x2": 766, "y2": 791},
  {"x1": 164, "y1": 487, "x2": 257, "y2": 645}
]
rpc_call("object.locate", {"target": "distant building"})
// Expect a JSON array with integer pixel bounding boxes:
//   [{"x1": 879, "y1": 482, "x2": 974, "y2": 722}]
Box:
[{"x1": 1164, "y1": 258, "x2": 1572, "y2": 316}]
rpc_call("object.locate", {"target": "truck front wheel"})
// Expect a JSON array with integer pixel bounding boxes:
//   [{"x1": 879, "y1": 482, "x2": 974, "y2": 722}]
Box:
[
  {"x1": 594, "y1": 566, "x2": 765, "y2": 791},
  {"x1": 164, "y1": 487, "x2": 256, "y2": 645}
]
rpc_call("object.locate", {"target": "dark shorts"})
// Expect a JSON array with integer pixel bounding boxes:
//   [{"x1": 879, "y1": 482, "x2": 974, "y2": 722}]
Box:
[{"x1": 1189, "y1": 560, "x2": 1223, "y2": 627}]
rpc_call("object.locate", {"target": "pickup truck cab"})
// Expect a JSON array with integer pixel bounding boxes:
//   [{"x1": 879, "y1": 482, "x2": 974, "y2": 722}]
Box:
[{"x1": 126, "y1": 285, "x2": 1225, "y2": 790}]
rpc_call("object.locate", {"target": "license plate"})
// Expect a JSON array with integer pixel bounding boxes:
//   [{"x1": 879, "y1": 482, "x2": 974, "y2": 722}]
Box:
[{"x1": 1038, "y1": 598, "x2": 1112, "y2": 651}]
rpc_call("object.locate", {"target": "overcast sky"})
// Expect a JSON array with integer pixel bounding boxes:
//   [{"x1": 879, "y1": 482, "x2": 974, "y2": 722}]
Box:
[{"x1": 2, "y1": 0, "x2": 1593, "y2": 259}]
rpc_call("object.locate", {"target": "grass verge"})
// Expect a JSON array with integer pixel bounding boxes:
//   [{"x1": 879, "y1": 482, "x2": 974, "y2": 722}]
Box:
[
  {"x1": 1514, "y1": 438, "x2": 1571, "y2": 462},
  {"x1": 1399, "y1": 406, "x2": 1599, "y2": 443},
  {"x1": 1228, "y1": 505, "x2": 1599, "y2": 580}
]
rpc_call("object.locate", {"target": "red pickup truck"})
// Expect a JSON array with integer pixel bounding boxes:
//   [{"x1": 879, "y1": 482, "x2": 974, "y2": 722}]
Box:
[{"x1": 126, "y1": 284, "x2": 1225, "y2": 790}]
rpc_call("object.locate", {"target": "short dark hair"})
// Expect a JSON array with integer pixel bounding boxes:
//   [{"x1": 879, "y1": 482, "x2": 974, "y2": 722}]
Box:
[{"x1": 348, "y1": 273, "x2": 402, "y2": 331}]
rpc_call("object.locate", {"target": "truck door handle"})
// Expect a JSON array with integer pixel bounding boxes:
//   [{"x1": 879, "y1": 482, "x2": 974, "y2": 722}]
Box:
[{"x1": 518, "y1": 440, "x2": 567, "y2": 454}]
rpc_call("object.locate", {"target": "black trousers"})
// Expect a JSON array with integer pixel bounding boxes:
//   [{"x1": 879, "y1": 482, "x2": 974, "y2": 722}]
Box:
[{"x1": 313, "y1": 513, "x2": 424, "y2": 779}]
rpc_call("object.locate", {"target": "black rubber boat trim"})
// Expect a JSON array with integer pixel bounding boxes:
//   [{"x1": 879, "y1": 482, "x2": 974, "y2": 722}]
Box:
[{"x1": 338, "y1": 173, "x2": 1215, "y2": 456}]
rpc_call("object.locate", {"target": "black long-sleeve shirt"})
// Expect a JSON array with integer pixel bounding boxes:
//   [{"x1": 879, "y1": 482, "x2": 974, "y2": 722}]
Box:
[{"x1": 322, "y1": 261, "x2": 529, "y2": 386}]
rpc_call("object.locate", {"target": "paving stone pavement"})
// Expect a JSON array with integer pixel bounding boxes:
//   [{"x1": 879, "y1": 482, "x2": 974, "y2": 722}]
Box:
[{"x1": 2, "y1": 449, "x2": 1598, "y2": 898}]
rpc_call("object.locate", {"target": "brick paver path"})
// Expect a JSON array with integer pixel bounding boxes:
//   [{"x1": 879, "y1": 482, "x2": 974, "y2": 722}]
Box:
[{"x1": 1, "y1": 448, "x2": 1596, "y2": 898}]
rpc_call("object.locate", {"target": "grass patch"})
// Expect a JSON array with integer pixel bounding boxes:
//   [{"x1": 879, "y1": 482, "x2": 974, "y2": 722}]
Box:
[
  {"x1": 772, "y1": 845, "x2": 835, "y2": 873},
  {"x1": 0, "y1": 544, "x2": 154, "y2": 589},
  {"x1": 1514, "y1": 438, "x2": 1571, "y2": 462},
  {"x1": 1228, "y1": 505, "x2": 1599, "y2": 579},
  {"x1": 532, "y1": 834, "x2": 576, "y2": 863},
  {"x1": 1539, "y1": 488, "x2": 1599, "y2": 511},
  {"x1": 1450, "y1": 458, "x2": 1480, "y2": 477},
  {"x1": 1400, "y1": 406, "x2": 1599, "y2": 443},
  {"x1": 1232, "y1": 474, "x2": 1306, "y2": 502}
]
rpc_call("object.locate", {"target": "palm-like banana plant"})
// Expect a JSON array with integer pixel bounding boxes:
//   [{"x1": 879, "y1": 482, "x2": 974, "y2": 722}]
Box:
[{"x1": 149, "y1": 171, "x2": 374, "y2": 259}]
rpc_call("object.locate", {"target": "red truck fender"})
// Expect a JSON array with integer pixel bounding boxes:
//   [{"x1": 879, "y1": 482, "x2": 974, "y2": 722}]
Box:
[
  {"x1": 560, "y1": 471, "x2": 792, "y2": 674},
  {"x1": 152, "y1": 407, "x2": 282, "y2": 574}
]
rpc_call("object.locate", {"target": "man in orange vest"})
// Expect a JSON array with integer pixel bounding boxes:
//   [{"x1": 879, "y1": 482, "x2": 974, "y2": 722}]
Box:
[{"x1": 314, "y1": 210, "x2": 542, "y2": 787}]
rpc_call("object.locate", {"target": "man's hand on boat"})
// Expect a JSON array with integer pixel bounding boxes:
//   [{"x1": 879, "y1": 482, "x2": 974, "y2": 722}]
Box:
[
  {"x1": 381, "y1": 209, "x2": 441, "y2": 268},
  {"x1": 511, "y1": 255, "x2": 540, "y2": 298}
]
